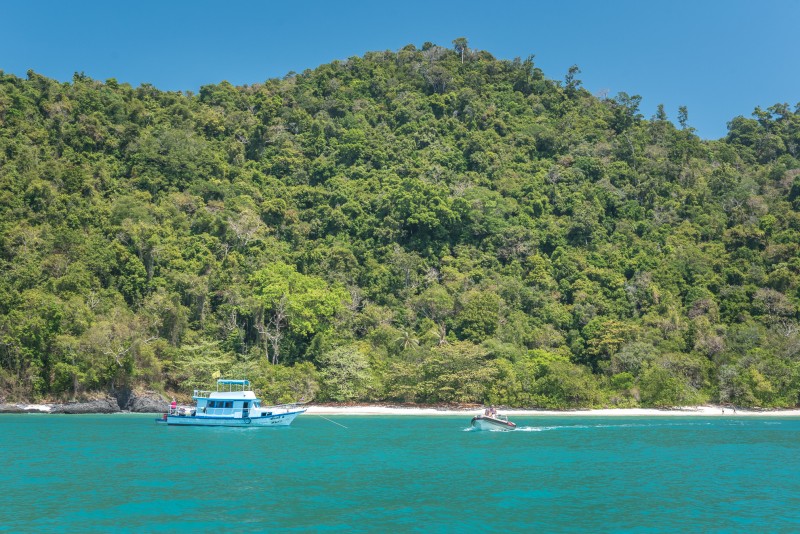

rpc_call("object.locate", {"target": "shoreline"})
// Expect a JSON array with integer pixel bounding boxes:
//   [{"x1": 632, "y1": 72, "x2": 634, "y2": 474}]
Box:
[
  {"x1": 2, "y1": 403, "x2": 800, "y2": 417},
  {"x1": 306, "y1": 405, "x2": 800, "y2": 417}
]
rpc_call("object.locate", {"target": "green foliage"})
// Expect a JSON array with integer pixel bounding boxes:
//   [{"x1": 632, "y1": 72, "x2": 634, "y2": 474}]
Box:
[
  {"x1": 638, "y1": 362, "x2": 705, "y2": 407},
  {"x1": 252, "y1": 362, "x2": 320, "y2": 404},
  {"x1": 418, "y1": 342, "x2": 497, "y2": 404},
  {"x1": 532, "y1": 359, "x2": 601, "y2": 409},
  {"x1": 1, "y1": 46, "x2": 799, "y2": 407},
  {"x1": 252, "y1": 262, "x2": 348, "y2": 338},
  {"x1": 453, "y1": 290, "x2": 502, "y2": 343},
  {"x1": 317, "y1": 344, "x2": 376, "y2": 402}
]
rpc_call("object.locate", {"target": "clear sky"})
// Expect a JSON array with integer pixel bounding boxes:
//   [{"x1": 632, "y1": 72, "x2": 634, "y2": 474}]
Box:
[{"x1": 2, "y1": 0, "x2": 798, "y2": 139}]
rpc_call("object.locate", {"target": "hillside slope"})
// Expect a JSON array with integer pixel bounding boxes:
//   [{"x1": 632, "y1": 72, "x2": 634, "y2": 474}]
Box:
[{"x1": 1, "y1": 41, "x2": 799, "y2": 407}]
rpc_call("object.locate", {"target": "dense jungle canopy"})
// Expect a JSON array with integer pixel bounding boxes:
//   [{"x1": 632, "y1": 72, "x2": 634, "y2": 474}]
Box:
[{"x1": 2, "y1": 40, "x2": 800, "y2": 408}]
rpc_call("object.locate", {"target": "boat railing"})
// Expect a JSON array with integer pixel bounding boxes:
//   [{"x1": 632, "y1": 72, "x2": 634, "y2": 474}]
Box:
[
  {"x1": 167, "y1": 403, "x2": 304, "y2": 418},
  {"x1": 264, "y1": 402, "x2": 307, "y2": 411},
  {"x1": 168, "y1": 406, "x2": 195, "y2": 416},
  {"x1": 193, "y1": 389, "x2": 212, "y2": 398}
]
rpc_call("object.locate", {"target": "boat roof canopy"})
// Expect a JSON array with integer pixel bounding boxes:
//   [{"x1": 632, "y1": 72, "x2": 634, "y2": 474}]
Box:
[{"x1": 218, "y1": 379, "x2": 249, "y2": 386}]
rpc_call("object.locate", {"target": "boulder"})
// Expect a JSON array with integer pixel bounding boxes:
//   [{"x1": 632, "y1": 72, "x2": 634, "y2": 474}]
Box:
[
  {"x1": 126, "y1": 390, "x2": 169, "y2": 413},
  {"x1": 51, "y1": 397, "x2": 120, "y2": 414},
  {"x1": 0, "y1": 390, "x2": 169, "y2": 414}
]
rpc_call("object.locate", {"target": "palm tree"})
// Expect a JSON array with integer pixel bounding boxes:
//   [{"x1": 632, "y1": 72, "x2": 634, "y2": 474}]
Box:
[{"x1": 395, "y1": 330, "x2": 419, "y2": 351}]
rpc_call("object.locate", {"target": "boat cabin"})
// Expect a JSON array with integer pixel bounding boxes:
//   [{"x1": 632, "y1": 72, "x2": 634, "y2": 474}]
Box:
[{"x1": 192, "y1": 379, "x2": 264, "y2": 419}]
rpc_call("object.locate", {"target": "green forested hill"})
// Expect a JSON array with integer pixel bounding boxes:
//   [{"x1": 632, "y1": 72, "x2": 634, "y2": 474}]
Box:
[{"x1": 2, "y1": 41, "x2": 799, "y2": 407}]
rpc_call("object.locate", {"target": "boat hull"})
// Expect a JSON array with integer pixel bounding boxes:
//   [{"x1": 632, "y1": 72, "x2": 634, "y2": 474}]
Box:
[
  {"x1": 471, "y1": 415, "x2": 516, "y2": 431},
  {"x1": 158, "y1": 409, "x2": 305, "y2": 427}
]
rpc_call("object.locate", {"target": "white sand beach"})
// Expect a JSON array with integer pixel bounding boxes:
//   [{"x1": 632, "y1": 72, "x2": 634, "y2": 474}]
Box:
[{"x1": 305, "y1": 405, "x2": 800, "y2": 417}]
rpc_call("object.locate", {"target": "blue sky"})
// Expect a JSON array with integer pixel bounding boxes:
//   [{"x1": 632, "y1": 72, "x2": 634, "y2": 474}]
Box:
[{"x1": 2, "y1": 0, "x2": 798, "y2": 139}]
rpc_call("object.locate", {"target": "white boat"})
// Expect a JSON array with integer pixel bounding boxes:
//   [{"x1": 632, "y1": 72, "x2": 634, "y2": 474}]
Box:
[
  {"x1": 471, "y1": 412, "x2": 517, "y2": 431},
  {"x1": 156, "y1": 379, "x2": 306, "y2": 427}
]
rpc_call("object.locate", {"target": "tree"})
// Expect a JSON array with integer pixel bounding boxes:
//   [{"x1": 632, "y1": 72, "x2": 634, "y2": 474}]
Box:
[
  {"x1": 318, "y1": 344, "x2": 375, "y2": 401},
  {"x1": 454, "y1": 290, "x2": 502, "y2": 343},
  {"x1": 564, "y1": 65, "x2": 582, "y2": 93},
  {"x1": 656, "y1": 104, "x2": 667, "y2": 122},
  {"x1": 638, "y1": 364, "x2": 690, "y2": 407},
  {"x1": 420, "y1": 342, "x2": 495, "y2": 403},
  {"x1": 411, "y1": 284, "x2": 454, "y2": 345},
  {"x1": 452, "y1": 37, "x2": 468, "y2": 64},
  {"x1": 678, "y1": 106, "x2": 689, "y2": 129},
  {"x1": 533, "y1": 360, "x2": 600, "y2": 409},
  {"x1": 251, "y1": 263, "x2": 348, "y2": 364},
  {"x1": 255, "y1": 294, "x2": 288, "y2": 365},
  {"x1": 252, "y1": 361, "x2": 319, "y2": 404},
  {"x1": 608, "y1": 92, "x2": 643, "y2": 133}
]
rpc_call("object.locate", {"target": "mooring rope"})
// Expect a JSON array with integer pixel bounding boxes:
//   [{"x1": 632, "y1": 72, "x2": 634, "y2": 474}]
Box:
[{"x1": 315, "y1": 414, "x2": 348, "y2": 428}]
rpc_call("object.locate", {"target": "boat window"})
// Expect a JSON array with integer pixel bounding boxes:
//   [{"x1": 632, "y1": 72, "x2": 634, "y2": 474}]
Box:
[
  {"x1": 243, "y1": 402, "x2": 249, "y2": 408},
  {"x1": 208, "y1": 401, "x2": 216, "y2": 408},
  {"x1": 225, "y1": 401, "x2": 233, "y2": 408}
]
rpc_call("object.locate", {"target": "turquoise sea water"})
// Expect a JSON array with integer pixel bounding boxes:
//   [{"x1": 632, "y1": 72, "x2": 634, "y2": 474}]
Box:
[{"x1": 2, "y1": 414, "x2": 799, "y2": 532}]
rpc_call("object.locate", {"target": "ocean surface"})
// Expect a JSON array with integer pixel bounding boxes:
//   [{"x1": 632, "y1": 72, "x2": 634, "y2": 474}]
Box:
[{"x1": 2, "y1": 414, "x2": 799, "y2": 532}]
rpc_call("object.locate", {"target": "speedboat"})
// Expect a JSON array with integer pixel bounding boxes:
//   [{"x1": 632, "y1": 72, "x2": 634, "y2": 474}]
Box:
[
  {"x1": 471, "y1": 412, "x2": 517, "y2": 431},
  {"x1": 156, "y1": 379, "x2": 306, "y2": 427}
]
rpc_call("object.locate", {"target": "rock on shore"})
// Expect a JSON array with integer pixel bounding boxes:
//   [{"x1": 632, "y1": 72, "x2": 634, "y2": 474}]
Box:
[
  {"x1": 0, "y1": 389, "x2": 169, "y2": 414},
  {"x1": 51, "y1": 397, "x2": 121, "y2": 414},
  {"x1": 123, "y1": 390, "x2": 169, "y2": 413}
]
